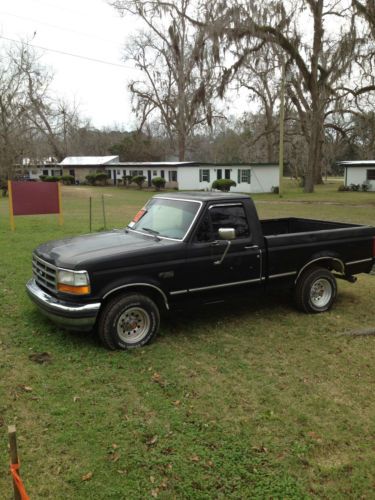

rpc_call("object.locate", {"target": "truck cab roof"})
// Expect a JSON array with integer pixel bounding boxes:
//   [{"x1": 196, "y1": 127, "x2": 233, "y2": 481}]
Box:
[{"x1": 154, "y1": 191, "x2": 250, "y2": 202}]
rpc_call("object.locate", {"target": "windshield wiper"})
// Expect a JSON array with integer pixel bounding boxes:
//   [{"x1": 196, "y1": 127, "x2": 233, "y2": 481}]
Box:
[{"x1": 142, "y1": 227, "x2": 160, "y2": 240}]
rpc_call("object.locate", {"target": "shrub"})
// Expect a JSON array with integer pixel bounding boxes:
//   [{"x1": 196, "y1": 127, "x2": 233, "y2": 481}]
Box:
[
  {"x1": 39, "y1": 175, "x2": 47, "y2": 181},
  {"x1": 43, "y1": 176, "x2": 61, "y2": 182},
  {"x1": 152, "y1": 176, "x2": 166, "y2": 191},
  {"x1": 337, "y1": 183, "x2": 349, "y2": 192},
  {"x1": 271, "y1": 186, "x2": 279, "y2": 194},
  {"x1": 61, "y1": 175, "x2": 75, "y2": 185},
  {"x1": 349, "y1": 183, "x2": 360, "y2": 191},
  {"x1": 85, "y1": 174, "x2": 96, "y2": 185},
  {"x1": 95, "y1": 172, "x2": 109, "y2": 185},
  {"x1": 132, "y1": 175, "x2": 146, "y2": 189},
  {"x1": 122, "y1": 175, "x2": 133, "y2": 188},
  {"x1": 361, "y1": 181, "x2": 370, "y2": 192},
  {"x1": 212, "y1": 179, "x2": 237, "y2": 192}
]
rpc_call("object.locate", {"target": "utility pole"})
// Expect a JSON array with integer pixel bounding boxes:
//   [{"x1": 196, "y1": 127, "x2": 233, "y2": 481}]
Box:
[{"x1": 278, "y1": 63, "x2": 286, "y2": 198}]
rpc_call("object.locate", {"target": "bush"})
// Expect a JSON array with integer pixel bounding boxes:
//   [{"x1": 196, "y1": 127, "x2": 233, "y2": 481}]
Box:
[
  {"x1": 349, "y1": 183, "x2": 360, "y2": 191},
  {"x1": 95, "y1": 172, "x2": 109, "y2": 185},
  {"x1": 152, "y1": 176, "x2": 166, "y2": 191},
  {"x1": 337, "y1": 183, "x2": 349, "y2": 192},
  {"x1": 61, "y1": 175, "x2": 75, "y2": 185},
  {"x1": 39, "y1": 175, "x2": 47, "y2": 181},
  {"x1": 212, "y1": 179, "x2": 237, "y2": 192},
  {"x1": 122, "y1": 175, "x2": 133, "y2": 188},
  {"x1": 361, "y1": 181, "x2": 370, "y2": 192},
  {"x1": 85, "y1": 174, "x2": 96, "y2": 185},
  {"x1": 43, "y1": 176, "x2": 61, "y2": 182},
  {"x1": 271, "y1": 186, "x2": 279, "y2": 194},
  {"x1": 132, "y1": 175, "x2": 146, "y2": 189}
]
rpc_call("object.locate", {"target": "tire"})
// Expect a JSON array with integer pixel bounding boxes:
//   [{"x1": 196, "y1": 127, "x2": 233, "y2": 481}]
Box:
[
  {"x1": 294, "y1": 266, "x2": 337, "y2": 313},
  {"x1": 98, "y1": 293, "x2": 160, "y2": 349}
]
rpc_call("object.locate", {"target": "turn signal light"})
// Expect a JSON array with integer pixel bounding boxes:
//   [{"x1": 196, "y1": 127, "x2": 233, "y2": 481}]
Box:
[{"x1": 57, "y1": 284, "x2": 90, "y2": 295}]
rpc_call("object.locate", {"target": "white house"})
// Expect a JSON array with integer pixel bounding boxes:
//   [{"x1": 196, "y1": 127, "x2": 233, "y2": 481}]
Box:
[
  {"x1": 177, "y1": 163, "x2": 279, "y2": 193},
  {"x1": 107, "y1": 161, "x2": 279, "y2": 193},
  {"x1": 340, "y1": 161, "x2": 375, "y2": 191},
  {"x1": 56, "y1": 157, "x2": 279, "y2": 193}
]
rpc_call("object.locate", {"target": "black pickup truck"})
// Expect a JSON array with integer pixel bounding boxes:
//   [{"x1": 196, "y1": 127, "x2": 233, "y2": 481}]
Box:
[{"x1": 27, "y1": 192, "x2": 375, "y2": 349}]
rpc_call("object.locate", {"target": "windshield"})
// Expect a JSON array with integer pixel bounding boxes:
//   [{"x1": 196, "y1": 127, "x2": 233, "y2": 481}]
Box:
[{"x1": 128, "y1": 198, "x2": 200, "y2": 240}]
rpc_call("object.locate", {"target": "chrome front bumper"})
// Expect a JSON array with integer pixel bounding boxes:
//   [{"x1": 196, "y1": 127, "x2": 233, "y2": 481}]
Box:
[{"x1": 26, "y1": 278, "x2": 101, "y2": 331}]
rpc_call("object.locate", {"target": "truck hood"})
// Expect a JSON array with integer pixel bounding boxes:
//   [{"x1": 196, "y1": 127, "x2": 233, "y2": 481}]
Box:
[{"x1": 35, "y1": 229, "x2": 182, "y2": 270}]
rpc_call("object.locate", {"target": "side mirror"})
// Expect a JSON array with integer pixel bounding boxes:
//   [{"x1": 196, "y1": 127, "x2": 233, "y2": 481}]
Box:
[{"x1": 218, "y1": 227, "x2": 236, "y2": 241}]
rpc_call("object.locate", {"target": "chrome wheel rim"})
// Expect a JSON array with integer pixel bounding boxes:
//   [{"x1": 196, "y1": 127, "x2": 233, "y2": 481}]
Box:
[
  {"x1": 310, "y1": 278, "x2": 332, "y2": 308},
  {"x1": 117, "y1": 307, "x2": 151, "y2": 343}
]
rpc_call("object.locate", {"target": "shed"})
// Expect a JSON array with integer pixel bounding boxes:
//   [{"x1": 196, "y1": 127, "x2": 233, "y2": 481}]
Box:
[{"x1": 339, "y1": 161, "x2": 375, "y2": 191}]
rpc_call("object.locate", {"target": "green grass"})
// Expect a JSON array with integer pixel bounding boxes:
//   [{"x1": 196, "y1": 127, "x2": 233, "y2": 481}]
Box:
[{"x1": 0, "y1": 182, "x2": 374, "y2": 499}]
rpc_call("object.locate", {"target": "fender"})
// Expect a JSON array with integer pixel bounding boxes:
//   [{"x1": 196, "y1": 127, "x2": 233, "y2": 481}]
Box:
[
  {"x1": 102, "y1": 279, "x2": 169, "y2": 310},
  {"x1": 295, "y1": 254, "x2": 345, "y2": 284}
]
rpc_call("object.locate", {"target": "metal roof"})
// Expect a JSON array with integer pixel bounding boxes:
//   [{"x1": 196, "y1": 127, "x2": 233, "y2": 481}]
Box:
[
  {"x1": 106, "y1": 161, "x2": 278, "y2": 168},
  {"x1": 59, "y1": 156, "x2": 119, "y2": 166},
  {"x1": 338, "y1": 160, "x2": 375, "y2": 167}
]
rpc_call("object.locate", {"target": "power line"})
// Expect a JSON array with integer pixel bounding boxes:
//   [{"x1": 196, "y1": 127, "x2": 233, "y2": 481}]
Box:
[
  {"x1": 0, "y1": 35, "x2": 135, "y2": 70},
  {"x1": 0, "y1": 11, "x2": 121, "y2": 46}
]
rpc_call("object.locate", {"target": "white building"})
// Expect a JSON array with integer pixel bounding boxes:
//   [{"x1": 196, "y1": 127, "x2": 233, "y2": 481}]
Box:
[
  {"x1": 106, "y1": 161, "x2": 279, "y2": 193},
  {"x1": 340, "y1": 161, "x2": 375, "y2": 191},
  {"x1": 177, "y1": 163, "x2": 279, "y2": 193}
]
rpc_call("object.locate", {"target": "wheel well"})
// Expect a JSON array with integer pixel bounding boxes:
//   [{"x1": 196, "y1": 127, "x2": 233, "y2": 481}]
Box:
[
  {"x1": 295, "y1": 257, "x2": 344, "y2": 283},
  {"x1": 101, "y1": 285, "x2": 168, "y2": 313}
]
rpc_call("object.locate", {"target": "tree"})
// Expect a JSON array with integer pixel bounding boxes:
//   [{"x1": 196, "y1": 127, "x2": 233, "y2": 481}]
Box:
[
  {"x1": 0, "y1": 43, "x2": 32, "y2": 181},
  {"x1": 177, "y1": 0, "x2": 359, "y2": 191},
  {"x1": 111, "y1": 0, "x2": 222, "y2": 160}
]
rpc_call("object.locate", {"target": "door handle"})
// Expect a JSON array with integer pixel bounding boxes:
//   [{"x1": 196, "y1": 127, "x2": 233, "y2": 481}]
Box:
[{"x1": 244, "y1": 245, "x2": 259, "y2": 250}]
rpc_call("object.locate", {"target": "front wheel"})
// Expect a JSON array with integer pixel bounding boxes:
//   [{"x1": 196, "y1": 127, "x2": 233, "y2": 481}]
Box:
[
  {"x1": 98, "y1": 293, "x2": 160, "y2": 349},
  {"x1": 294, "y1": 267, "x2": 337, "y2": 313}
]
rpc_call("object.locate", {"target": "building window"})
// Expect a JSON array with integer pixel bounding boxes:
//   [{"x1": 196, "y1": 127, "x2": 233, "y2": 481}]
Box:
[
  {"x1": 169, "y1": 171, "x2": 177, "y2": 182},
  {"x1": 69, "y1": 169, "x2": 75, "y2": 177},
  {"x1": 31, "y1": 170, "x2": 37, "y2": 175},
  {"x1": 43, "y1": 169, "x2": 48, "y2": 176},
  {"x1": 161, "y1": 170, "x2": 165, "y2": 179},
  {"x1": 367, "y1": 169, "x2": 375, "y2": 180},
  {"x1": 153, "y1": 170, "x2": 157, "y2": 176},
  {"x1": 199, "y1": 169, "x2": 210, "y2": 182},
  {"x1": 117, "y1": 170, "x2": 121, "y2": 175},
  {"x1": 107, "y1": 170, "x2": 112, "y2": 178},
  {"x1": 123, "y1": 169, "x2": 126, "y2": 177},
  {"x1": 238, "y1": 169, "x2": 251, "y2": 184},
  {"x1": 129, "y1": 170, "x2": 143, "y2": 177}
]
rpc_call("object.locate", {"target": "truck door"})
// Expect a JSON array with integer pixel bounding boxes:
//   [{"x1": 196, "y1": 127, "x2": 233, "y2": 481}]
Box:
[{"x1": 185, "y1": 202, "x2": 262, "y2": 292}]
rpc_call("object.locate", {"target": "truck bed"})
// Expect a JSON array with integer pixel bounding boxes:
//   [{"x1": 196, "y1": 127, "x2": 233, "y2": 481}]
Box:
[
  {"x1": 260, "y1": 217, "x2": 375, "y2": 279},
  {"x1": 261, "y1": 217, "x2": 359, "y2": 236}
]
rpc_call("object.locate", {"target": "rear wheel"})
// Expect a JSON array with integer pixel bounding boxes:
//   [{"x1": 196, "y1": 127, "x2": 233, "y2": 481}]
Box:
[
  {"x1": 294, "y1": 267, "x2": 337, "y2": 313},
  {"x1": 98, "y1": 293, "x2": 160, "y2": 349}
]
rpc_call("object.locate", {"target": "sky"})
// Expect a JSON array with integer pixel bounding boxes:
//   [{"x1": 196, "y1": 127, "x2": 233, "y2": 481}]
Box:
[{"x1": 0, "y1": 0, "x2": 143, "y2": 129}]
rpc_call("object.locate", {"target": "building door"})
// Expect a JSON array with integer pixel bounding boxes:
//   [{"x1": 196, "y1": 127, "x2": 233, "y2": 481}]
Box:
[
  {"x1": 225, "y1": 169, "x2": 231, "y2": 179},
  {"x1": 217, "y1": 169, "x2": 222, "y2": 180},
  {"x1": 147, "y1": 170, "x2": 152, "y2": 187},
  {"x1": 113, "y1": 170, "x2": 117, "y2": 185},
  {"x1": 160, "y1": 170, "x2": 165, "y2": 179}
]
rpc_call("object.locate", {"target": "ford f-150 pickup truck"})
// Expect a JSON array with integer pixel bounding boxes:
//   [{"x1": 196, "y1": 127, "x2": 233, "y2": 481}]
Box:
[{"x1": 27, "y1": 192, "x2": 375, "y2": 349}]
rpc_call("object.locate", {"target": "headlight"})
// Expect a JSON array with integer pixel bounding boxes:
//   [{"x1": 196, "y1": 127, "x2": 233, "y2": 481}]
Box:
[{"x1": 57, "y1": 269, "x2": 90, "y2": 295}]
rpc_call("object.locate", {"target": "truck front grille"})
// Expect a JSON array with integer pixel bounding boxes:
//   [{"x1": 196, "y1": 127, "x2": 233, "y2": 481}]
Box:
[{"x1": 32, "y1": 254, "x2": 57, "y2": 293}]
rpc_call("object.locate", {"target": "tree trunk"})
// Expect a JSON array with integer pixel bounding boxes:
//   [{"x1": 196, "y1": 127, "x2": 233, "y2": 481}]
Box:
[{"x1": 178, "y1": 132, "x2": 186, "y2": 161}]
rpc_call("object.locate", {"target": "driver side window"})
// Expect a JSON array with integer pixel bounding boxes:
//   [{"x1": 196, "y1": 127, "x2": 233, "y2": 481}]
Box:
[{"x1": 194, "y1": 204, "x2": 250, "y2": 242}]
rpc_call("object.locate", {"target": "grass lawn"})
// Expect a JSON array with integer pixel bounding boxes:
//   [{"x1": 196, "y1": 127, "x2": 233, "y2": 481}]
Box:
[{"x1": 0, "y1": 181, "x2": 374, "y2": 499}]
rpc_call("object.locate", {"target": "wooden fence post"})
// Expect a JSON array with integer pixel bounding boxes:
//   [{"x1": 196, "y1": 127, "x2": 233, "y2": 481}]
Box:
[{"x1": 8, "y1": 425, "x2": 21, "y2": 500}]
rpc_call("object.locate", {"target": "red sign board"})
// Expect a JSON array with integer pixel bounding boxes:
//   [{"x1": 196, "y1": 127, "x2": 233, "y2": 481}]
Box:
[{"x1": 10, "y1": 181, "x2": 60, "y2": 216}]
